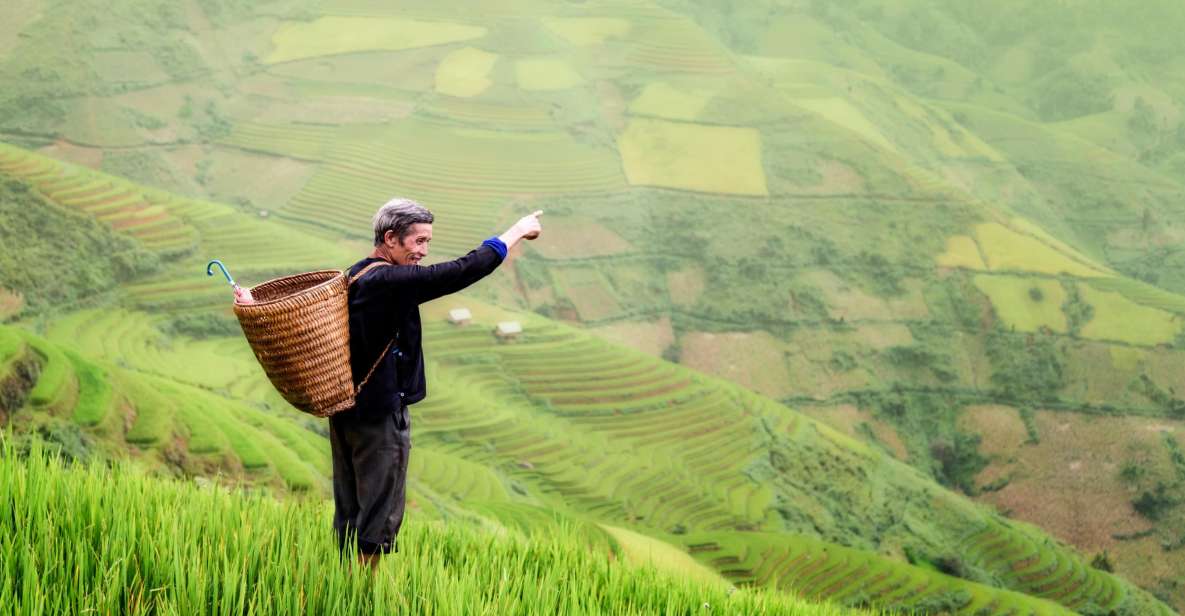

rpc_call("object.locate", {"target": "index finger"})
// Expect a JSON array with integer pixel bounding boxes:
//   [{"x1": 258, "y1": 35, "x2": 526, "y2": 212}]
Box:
[{"x1": 530, "y1": 210, "x2": 543, "y2": 218}]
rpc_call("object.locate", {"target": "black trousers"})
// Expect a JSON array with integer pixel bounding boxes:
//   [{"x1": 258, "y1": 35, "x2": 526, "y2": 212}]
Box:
[{"x1": 328, "y1": 403, "x2": 411, "y2": 556}]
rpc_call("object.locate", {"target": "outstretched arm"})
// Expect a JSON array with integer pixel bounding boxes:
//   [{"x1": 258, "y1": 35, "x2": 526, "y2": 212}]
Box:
[{"x1": 376, "y1": 211, "x2": 544, "y2": 304}]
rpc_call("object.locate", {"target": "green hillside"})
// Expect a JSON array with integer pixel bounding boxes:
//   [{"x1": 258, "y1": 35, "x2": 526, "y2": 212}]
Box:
[
  {"x1": 0, "y1": 190, "x2": 1173, "y2": 613},
  {"x1": 3, "y1": 0, "x2": 1185, "y2": 612}
]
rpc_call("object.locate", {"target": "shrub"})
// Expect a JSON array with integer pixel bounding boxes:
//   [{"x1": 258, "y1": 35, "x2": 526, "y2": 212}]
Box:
[
  {"x1": 930, "y1": 431, "x2": 988, "y2": 494},
  {"x1": 1090, "y1": 551, "x2": 1115, "y2": 573},
  {"x1": 1132, "y1": 483, "x2": 1177, "y2": 521}
]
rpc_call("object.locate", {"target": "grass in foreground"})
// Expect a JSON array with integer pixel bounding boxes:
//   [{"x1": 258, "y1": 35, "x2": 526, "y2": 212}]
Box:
[{"x1": 0, "y1": 439, "x2": 863, "y2": 615}]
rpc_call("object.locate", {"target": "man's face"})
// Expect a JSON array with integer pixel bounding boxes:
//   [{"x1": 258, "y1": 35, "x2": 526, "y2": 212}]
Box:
[{"x1": 389, "y1": 223, "x2": 432, "y2": 265}]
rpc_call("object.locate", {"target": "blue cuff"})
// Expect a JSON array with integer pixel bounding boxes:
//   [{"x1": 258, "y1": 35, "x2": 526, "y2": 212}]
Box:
[{"x1": 481, "y1": 237, "x2": 508, "y2": 260}]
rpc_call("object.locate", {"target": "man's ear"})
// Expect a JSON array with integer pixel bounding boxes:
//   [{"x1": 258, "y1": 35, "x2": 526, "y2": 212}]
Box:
[{"x1": 384, "y1": 230, "x2": 398, "y2": 247}]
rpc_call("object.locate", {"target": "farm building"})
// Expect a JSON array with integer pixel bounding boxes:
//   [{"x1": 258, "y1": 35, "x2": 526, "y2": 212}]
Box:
[
  {"x1": 495, "y1": 321, "x2": 522, "y2": 340},
  {"x1": 448, "y1": 307, "x2": 472, "y2": 326}
]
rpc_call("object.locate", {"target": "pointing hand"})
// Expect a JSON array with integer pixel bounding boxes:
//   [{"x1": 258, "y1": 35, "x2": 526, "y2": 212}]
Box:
[{"x1": 517, "y1": 210, "x2": 543, "y2": 241}]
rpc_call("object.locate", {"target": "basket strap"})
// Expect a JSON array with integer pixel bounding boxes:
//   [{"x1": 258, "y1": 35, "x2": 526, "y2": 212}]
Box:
[
  {"x1": 348, "y1": 260, "x2": 391, "y2": 286},
  {"x1": 355, "y1": 338, "x2": 395, "y2": 396},
  {"x1": 347, "y1": 260, "x2": 398, "y2": 398}
]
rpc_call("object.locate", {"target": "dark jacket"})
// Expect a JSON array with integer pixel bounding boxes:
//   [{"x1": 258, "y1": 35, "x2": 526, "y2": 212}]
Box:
[{"x1": 345, "y1": 241, "x2": 504, "y2": 416}]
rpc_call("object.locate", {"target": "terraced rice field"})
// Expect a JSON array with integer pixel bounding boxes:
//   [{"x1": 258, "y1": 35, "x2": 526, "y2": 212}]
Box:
[
  {"x1": 543, "y1": 17, "x2": 632, "y2": 46},
  {"x1": 623, "y1": 14, "x2": 735, "y2": 74},
  {"x1": 7, "y1": 304, "x2": 1171, "y2": 612},
  {"x1": 414, "y1": 319, "x2": 773, "y2": 533},
  {"x1": 958, "y1": 523, "x2": 1152, "y2": 614},
  {"x1": 219, "y1": 122, "x2": 338, "y2": 162},
  {"x1": 408, "y1": 447, "x2": 509, "y2": 503},
  {"x1": 265, "y1": 16, "x2": 486, "y2": 64},
  {"x1": 0, "y1": 145, "x2": 198, "y2": 256},
  {"x1": 684, "y1": 532, "x2": 1076, "y2": 615},
  {"x1": 7, "y1": 326, "x2": 328, "y2": 492},
  {"x1": 280, "y1": 120, "x2": 625, "y2": 253},
  {"x1": 418, "y1": 98, "x2": 557, "y2": 132}
]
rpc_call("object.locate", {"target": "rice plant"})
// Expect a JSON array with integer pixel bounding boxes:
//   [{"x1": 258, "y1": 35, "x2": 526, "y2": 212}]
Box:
[{"x1": 0, "y1": 438, "x2": 864, "y2": 615}]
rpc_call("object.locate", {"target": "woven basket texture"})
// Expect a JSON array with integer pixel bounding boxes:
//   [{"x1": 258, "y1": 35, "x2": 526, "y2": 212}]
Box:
[{"x1": 233, "y1": 270, "x2": 354, "y2": 416}]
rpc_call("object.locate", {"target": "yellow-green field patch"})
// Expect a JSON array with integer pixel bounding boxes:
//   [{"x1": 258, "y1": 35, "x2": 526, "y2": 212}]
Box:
[
  {"x1": 435, "y1": 47, "x2": 498, "y2": 97},
  {"x1": 543, "y1": 17, "x2": 631, "y2": 45},
  {"x1": 1079, "y1": 284, "x2": 1181, "y2": 346},
  {"x1": 265, "y1": 17, "x2": 485, "y2": 64},
  {"x1": 975, "y1": 222, "x2": 1107, "y2": 277},
  {"x1": 618, "y1": 118, "x2": 768, "y2": 196},
  {"x1": 515, "y1": 58, "x2": 583, "y2": 91},
  {"x1": 1008, "y1": 217, "x2": 1113, "y2": 272},
  {"x1": 628, "y1": 82, "x2": 714, "y2": 121},
  {"x1": 936, "y1": 235, "x2": 986, "y2": 270},
  {"x1": 793, "y1": 98, "x2": 897, "y2": 153},
  {"x1": 973, "y1": 274, "x2": 1067, "y2": 333},
  {"x1": 266, "y1": 51, "x2": 438, "y2": 91}
]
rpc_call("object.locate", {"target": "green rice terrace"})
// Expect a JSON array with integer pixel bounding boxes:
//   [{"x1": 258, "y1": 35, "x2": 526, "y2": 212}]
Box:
[{"x1": 3, "y1": 0, "x2": 1185, "y2": 612}]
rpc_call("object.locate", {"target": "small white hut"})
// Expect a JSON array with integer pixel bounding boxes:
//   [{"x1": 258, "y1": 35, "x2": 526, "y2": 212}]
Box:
[
  {"x1": 495, "y1": 320, "x2": 522, "y2": 340},
  {"x1": 447, "y1": 307, "x2": 472, "y2": 326}
]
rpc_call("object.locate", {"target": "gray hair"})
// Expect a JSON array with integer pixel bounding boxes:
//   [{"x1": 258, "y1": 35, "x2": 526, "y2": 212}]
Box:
[{"x1": 373, "y1": 198, "x2": 434, "y2": 245}]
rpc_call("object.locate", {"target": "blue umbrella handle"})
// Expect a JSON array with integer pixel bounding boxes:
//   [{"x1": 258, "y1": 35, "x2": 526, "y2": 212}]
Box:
[{"x1": 206, "y1": 260, "x2": 236, "y2": 287}]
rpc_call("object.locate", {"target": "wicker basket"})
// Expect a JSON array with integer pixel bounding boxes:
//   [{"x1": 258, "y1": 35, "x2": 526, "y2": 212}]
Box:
[{"x1": 233, "y1": 270, "x2": 355, "y2": 417}]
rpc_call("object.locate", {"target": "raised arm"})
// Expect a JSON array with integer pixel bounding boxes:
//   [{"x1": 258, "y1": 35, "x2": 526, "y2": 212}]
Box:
[{"x1": 375, "y1": 211, "x2": 543, "y2": 304}]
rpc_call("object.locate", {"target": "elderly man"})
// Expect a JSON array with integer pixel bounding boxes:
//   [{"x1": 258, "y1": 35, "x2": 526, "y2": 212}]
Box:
[{"x1": 330, "y1": 198, "x2": 541, "y2": 569}]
